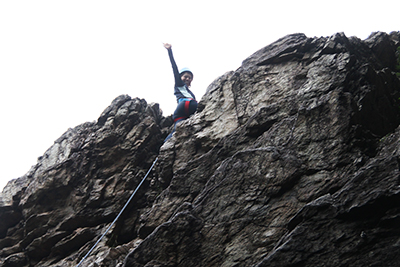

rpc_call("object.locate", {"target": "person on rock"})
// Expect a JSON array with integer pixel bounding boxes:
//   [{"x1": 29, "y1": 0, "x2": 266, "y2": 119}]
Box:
[{"x1": 163, "y1": 43, "x2": 198, "y2": 142}]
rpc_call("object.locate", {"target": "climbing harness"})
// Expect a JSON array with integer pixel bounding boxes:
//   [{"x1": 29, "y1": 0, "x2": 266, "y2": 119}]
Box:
[
  {"x1": 174, "y1": 98, "x2": 196, "y2": 122},
  {"x1": 76, "y1": 157, "x2": 158, "y2": 267}
]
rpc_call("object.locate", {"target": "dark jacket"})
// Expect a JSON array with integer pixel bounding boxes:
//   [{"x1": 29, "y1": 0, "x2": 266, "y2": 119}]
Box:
[{"x1": 167, "y1": 49, "x2": 196, "y2": 102}]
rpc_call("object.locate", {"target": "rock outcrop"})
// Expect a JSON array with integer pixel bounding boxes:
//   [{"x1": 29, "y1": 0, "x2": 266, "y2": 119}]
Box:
[{"x1": 1, "y1": 31, "x2": 400, "y2": 267}]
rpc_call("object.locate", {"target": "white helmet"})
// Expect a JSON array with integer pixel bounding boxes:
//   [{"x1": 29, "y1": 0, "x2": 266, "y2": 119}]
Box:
[{"x1": 179, "y1": 67, "x2": 193, "y2": 77}]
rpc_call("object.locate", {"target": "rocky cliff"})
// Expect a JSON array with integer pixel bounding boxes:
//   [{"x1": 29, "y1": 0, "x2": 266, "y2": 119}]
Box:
[{"x1": 1, "y1": 31, "x2": 400, "y2": 267}]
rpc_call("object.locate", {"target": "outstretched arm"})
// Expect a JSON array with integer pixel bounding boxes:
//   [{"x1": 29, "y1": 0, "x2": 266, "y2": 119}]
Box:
[{"x1": 164, "y1": 43, "x2": 185, "y2": 87}]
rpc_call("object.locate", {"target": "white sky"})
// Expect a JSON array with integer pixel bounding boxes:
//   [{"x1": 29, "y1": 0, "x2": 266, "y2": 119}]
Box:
[{"x1": 0, "y1": 0, "x2": 398, "y2": 191}]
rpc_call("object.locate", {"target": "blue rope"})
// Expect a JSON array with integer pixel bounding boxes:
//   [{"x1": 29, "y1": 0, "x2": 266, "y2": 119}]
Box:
[{"x1": 76, "y1": 157, "x2": 158, "y2": 267}]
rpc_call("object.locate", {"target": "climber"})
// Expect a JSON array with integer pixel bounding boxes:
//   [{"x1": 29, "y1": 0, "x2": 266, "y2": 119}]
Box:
[{"x1": 163, "y1": 43, "x2": 198, "y2": 142}]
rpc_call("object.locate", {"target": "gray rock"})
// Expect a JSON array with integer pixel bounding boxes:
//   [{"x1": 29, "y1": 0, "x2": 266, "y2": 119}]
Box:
[{"x1": 1, "y1": 31, "x2": 400, "y2": 267}]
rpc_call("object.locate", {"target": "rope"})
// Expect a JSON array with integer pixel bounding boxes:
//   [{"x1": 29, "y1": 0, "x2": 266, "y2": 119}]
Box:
[{"x1": 76, "y1": 157, "x2": 158, "y2": 267}]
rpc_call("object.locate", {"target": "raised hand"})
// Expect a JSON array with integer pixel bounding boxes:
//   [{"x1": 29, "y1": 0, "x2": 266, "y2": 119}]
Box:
[{"x1": 163, "y1": 43, "x2": 172, "y2": 50}]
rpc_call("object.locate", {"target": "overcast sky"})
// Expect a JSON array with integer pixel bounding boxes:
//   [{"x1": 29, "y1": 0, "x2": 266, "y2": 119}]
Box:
[{"x1": 0, "y1": 0, "x2": 398, "y2": 191}]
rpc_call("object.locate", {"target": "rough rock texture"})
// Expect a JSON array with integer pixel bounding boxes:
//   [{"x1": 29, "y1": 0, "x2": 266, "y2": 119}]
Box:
[{"x1": 1, "y1": 31, "x2": 400, "y2": 267}]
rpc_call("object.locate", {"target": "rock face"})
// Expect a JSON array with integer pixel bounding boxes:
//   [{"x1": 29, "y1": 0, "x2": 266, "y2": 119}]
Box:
[{"x1": 1, "y1": 31, "x2": 400, "y2": 267}]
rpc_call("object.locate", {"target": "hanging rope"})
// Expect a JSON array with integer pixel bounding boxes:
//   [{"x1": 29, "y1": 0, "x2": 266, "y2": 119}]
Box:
[{"x1": 76, "y1": 157, "x2": 158, "y2": 267}]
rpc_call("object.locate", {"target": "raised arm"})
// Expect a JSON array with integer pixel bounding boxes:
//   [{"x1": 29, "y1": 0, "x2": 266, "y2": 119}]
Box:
[{"x1": 164, "y1": 43, "x2": 185, "y2": 87}]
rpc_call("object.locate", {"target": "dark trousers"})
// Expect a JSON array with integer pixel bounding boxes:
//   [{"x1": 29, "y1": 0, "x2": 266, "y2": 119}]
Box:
[{"x1": 164, "y1": 99, "x2": 198, "y2": 142}]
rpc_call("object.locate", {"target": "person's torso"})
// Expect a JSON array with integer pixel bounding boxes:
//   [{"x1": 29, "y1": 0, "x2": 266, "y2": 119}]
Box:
[{"x1": 174, "y1": 85, "x2": 196, "y2": 102}]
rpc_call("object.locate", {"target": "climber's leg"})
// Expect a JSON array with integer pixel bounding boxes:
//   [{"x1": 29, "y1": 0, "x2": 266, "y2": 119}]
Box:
[{"x1": 164, "y1": 100, "x2": 197, "y2": 142}]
